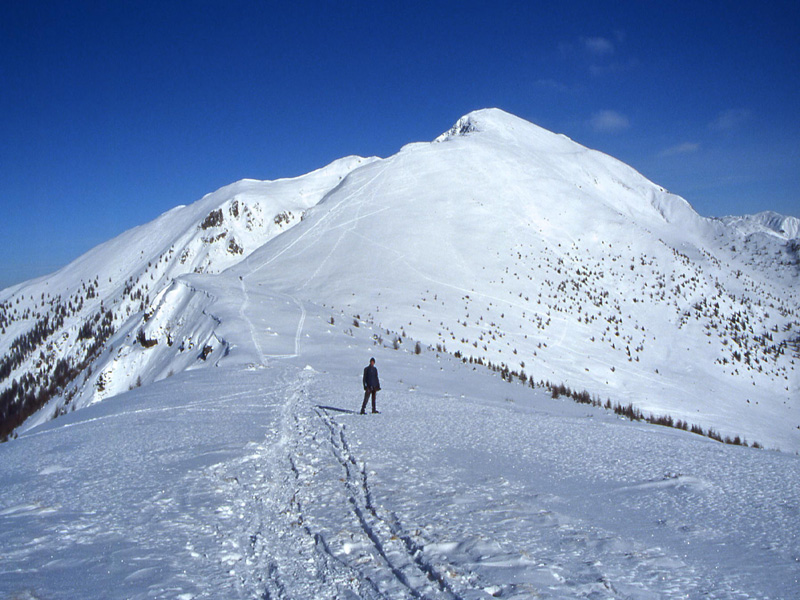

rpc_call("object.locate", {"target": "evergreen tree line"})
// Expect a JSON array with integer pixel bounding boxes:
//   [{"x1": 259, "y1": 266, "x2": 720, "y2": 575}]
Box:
[
  {"x1": 1, "y1": 309, "x2": 115, "y2": 442},
  {"x1": 0, "y1": 308, "x2": 67, "y2": 382},
  {"x1": 439, "y1": 343, "x2": 763, "y2": 450},
  {"x1": 547, "y1": 382, "x2": 760, "y2": 447}
]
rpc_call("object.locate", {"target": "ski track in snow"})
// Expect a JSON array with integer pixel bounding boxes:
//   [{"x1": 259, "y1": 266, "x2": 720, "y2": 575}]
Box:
[
  {"x1": 238, "y1": 278, "x2": 306, "y2": 363},
  {"x1": 197, "y1": 360, "x2": 800, "y2": 600},
  {"x1": 245, "y1": 161, "x2": 392, "y2": 283},
  {"x1": 296, "y1": 162, "x2": 393, "y2": 292},
  {"x1": 211, "y1": 368, "x2": 468, "y2": 600},
  {"x1": 236, "y1": 163, "x2": 392, "y2": 366},
  {"x1": 239, "y1": 275, "x2": 267, "y2": 364}
]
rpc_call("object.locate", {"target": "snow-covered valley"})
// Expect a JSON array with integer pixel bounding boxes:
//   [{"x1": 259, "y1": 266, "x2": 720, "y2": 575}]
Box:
[{"x1": 1, "y1": 108, "x2": 799, "y2": 598}]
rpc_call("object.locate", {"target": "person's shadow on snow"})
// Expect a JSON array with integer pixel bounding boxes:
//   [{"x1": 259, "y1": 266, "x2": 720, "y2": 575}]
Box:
[{"x1": 317, "y1": 405, "x2": 358, "y2": 414}]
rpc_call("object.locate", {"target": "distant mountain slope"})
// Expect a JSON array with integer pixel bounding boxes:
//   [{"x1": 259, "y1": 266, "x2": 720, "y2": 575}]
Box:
[
  {"x1": 0, "y1": 155, "x2": 375, "y2": 437},
  {"x1": 2, "y1": 109, "x2": 798, "y2": 450},
  {"x1": 721, "y1": 211, "x2": 800, "y2": 240}
]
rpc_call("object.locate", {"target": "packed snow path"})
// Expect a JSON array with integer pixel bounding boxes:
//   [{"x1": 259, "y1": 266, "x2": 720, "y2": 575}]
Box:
[{"x1": 223, "y1": 368, "x2": 470, "y2": 600}]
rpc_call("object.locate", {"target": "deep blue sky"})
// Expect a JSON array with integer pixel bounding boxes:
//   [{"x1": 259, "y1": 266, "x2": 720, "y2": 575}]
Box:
[{"x1": 2, "y1": 1, "x2": 798, "y2": 289}]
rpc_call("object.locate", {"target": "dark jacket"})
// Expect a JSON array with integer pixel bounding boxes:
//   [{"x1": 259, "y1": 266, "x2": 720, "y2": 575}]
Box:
[{"x1": 363, "y1": 365, "x2": 380, "y2": 390}]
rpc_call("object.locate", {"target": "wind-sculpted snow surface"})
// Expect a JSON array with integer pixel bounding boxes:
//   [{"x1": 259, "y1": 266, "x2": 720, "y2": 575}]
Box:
[{"x1": 1, "y1": 301, "x2": 798, "y2": 599}]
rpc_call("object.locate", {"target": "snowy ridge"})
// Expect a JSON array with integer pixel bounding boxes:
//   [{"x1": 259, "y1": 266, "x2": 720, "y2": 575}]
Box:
[
  {"x1": 2, "y1": 110, "x2": 798, "y2": 450},
  {"x1": 1, "y1": 109, "x2": 799, "y2": 598},
  {"x1": 1, "y1": 155, "x2": 375, "y2": 434},
  {"x1": 720, "y1": 210, "x2": 800, "y2": 240}
]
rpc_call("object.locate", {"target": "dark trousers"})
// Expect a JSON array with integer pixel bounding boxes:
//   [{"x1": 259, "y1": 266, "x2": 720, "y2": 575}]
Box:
[{"x1": 361, "y1": 387, "x2": 377, "y2": 413}]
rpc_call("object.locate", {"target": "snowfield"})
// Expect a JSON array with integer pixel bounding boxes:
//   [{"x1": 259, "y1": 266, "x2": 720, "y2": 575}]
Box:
[
  {"x1": 2, "y1": 291, "x2": 799, "y2": 599},
  {"x1": 2, "y1": 109, "x2": 799, "y2": 598}
]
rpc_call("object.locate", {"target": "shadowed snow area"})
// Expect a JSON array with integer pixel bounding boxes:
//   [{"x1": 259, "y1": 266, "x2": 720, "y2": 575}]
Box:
[{"x1": 1, "y1": 284, "x2": 798, "y2": 599}]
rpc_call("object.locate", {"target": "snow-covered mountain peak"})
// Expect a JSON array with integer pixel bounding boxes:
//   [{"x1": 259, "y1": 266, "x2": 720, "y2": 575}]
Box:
[
  {"x1": 2, "y1": 109, "x2": 799, "y2": 599},
  {"x1": 720, "y1": 211, "x2": 800, "y2": 240},
  {"x1": 434, "y1": 109, "x2": 698, "y2": 232},
  {"x1": 2, "y1": 109, "x2": 798, "y2": 453},
  {"x1": 435, "y1": 108, "x2": 574, "y2": 150}
]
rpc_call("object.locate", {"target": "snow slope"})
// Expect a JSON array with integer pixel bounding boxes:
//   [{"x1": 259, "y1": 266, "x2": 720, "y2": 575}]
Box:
[
  {"x1": 180, "y1": 108, "x2": 798, "y2": 450},
  {"x1": 0, "y1": 155, "x2": 375, "y2": 434},
  {"x1": 1, "y1": 108, "x2": 798, "y2": 453},
  {"x1": 1, "y1": 288, "x2": 798, "y2": 599},
  {"x1": 2, "y1": 105, "x2": 799, "y2": 596}
]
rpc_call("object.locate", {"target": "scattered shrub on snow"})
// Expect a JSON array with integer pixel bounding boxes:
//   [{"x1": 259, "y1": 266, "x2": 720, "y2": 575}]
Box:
[
  {"x1": 136, "y1": 329, "x2": 158, "y2": 348},
  {"x1": 227, "y1": 238, "x2": 243, "y2": 255},
  {"x1": 200, "y1": 209, "x2": 223, "y2": 230}
]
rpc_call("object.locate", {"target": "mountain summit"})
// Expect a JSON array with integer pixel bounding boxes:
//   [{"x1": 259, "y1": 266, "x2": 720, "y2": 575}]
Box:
[{"x1": 1, "y1": 109, "x2": 798, "y2": 450}]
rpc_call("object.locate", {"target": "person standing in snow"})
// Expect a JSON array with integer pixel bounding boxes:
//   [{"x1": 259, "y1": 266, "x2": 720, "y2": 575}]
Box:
[{"x1": 361, "y1": 357, "x2": 381, "y2": 414}]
